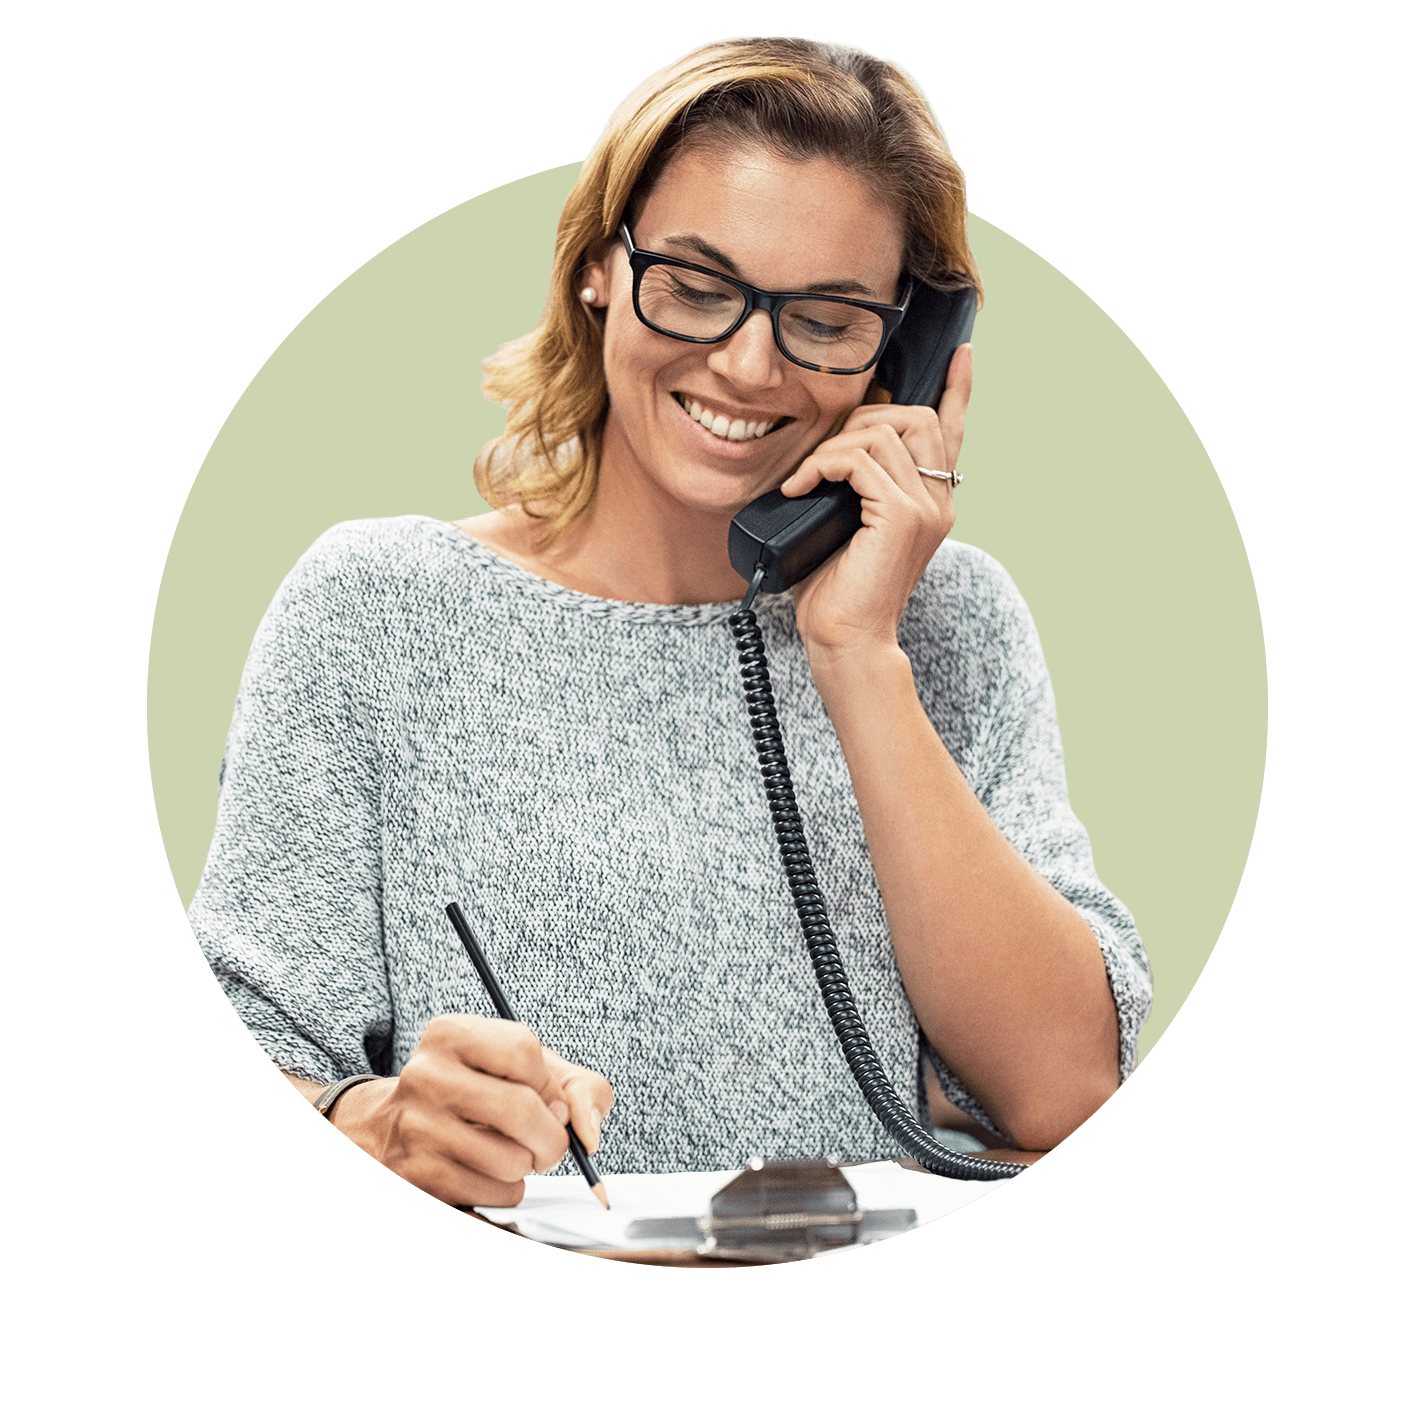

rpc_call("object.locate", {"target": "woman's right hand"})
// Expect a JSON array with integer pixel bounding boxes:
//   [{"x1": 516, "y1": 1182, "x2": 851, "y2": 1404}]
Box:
[{"x1": 324, "y1": 1015, "x2": 613, "y2": 1208}]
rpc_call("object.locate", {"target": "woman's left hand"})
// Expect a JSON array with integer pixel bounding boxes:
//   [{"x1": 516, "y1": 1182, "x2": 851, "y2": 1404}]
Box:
[{"x1": 782, "y1": 343, "x2": 972, "y2": 665}]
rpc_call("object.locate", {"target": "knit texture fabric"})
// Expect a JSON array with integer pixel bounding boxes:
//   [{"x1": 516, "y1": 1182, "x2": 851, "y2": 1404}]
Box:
[{"x1": 190, "y1": 515, "x2": 1151, "y2": 1174}]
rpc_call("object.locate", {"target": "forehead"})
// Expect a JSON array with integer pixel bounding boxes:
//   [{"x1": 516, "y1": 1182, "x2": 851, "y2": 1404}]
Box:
[{"x1": 633, "y1": 143, "x2": 905, "y2": 301}]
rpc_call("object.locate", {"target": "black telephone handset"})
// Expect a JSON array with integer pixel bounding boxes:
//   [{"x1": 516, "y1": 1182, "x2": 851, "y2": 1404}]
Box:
[
  {"x1": 728, "y1": 283, "x2": 977, "y2": 594},
  {"x1": 724, "y1": 282, "x2": 1017, "y2": 1182}
]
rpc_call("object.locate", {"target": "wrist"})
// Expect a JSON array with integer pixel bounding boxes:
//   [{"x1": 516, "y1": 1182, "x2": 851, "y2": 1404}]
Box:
[
  {"x1": 806, "y1": 637, "x2": 913, "y2": 708},
  {"x1": 314, "y1": 1072, "x2": 382, "y2": 1119},
  {"x1": 320, "y1": 1075, "x2": 394, "y2": 1145}
]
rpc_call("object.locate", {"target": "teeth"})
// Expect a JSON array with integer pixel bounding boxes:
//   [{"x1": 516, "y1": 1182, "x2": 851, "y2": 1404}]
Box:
[{"x1": 678, "y1": 394, "x2": 777, "y2": 441}]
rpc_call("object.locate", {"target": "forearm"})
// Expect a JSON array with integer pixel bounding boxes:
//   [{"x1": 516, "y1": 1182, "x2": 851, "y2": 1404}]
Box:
[{"x1": 811, "y1": 643, "x2": 1120, "y2": 1151}]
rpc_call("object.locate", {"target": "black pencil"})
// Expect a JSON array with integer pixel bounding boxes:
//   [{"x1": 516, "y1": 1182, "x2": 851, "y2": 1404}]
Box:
[{"x1": 445, "y1": 901, "x2": 609, "y2": 1210}]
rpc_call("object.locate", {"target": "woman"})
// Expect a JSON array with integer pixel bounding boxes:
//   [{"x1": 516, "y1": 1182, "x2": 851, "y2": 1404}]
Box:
[{"x1": 190, "y1": 37, "x2": 1151, "y2": 1209}]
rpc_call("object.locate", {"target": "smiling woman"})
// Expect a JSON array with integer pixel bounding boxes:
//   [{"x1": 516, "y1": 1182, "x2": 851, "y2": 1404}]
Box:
[
  {"x1": 186, "y1": 37, "x2": 1151, "y2": 1214},
  {"x1": 464, "y1": 145, "x2": 909, "y2": 598}
]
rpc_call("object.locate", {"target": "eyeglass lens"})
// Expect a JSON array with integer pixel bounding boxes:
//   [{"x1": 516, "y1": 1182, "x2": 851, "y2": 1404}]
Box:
[{"x1": 636, "y1": 264, "x2": 887, "y2": 369}]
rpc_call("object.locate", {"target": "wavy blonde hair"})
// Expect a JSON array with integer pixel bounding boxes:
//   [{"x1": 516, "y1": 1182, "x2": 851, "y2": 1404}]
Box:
[{"x1": 473, "y1": 37, "x2": 981, "y2": 540}]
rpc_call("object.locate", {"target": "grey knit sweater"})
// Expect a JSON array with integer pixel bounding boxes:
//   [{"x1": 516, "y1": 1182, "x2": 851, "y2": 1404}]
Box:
[{"x1": 190, "y1": 515, "x2": 1151, "y2": 1173}]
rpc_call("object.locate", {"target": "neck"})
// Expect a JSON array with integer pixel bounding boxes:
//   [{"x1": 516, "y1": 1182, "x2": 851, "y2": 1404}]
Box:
[
  {"x1": 564, "y1": 463, "x2": 750, "y2": 605},
  {"x1": 475, "y1": 434, "x2": 754, "y2": 606}
]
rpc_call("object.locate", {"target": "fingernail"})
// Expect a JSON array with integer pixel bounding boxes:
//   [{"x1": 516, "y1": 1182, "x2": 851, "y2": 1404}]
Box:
[
  {"x1": 550, "y1": 1099, "x2": 569, "y2": 1125},
  {"x1": 586, "y1": 1108, "x2": 603, "y2": 1151}
]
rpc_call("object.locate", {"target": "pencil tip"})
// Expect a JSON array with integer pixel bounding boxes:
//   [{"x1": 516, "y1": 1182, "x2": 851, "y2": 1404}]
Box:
[{"x1": 592, "y1": 1182, "x2": 610, "y2": 1210}]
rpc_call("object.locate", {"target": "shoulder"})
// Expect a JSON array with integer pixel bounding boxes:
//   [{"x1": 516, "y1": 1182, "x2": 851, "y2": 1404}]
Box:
[
  {"x1": 904, "y1": 539, "x2": 1039, "y2": 657},
  {"x1": 902, "y1": 542, "x2": 1060, "y2": 780},
  {"x1": 247, "y1": 515, "x2": 480, "y2": 673},
  {"x1": 264, "y1": 515, "x2": 491, "y2": 625},
  {"x1": 282, "y1": 515, "x2": 457, "y2": 595}
]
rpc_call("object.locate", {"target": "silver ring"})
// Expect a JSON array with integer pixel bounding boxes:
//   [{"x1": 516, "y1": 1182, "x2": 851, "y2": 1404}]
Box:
[{"x1": 916, "y1": 466, "x2": 962, "y2": 488}]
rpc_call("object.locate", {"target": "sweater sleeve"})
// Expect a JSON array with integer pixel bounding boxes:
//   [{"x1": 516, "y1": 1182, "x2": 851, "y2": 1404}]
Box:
[
  {"x1": 908, "y1": 545, "x2": 1153, "y2": 1116},
  {"x1": 187, "y1": 525, "x2": 394, "y2": 1084}
]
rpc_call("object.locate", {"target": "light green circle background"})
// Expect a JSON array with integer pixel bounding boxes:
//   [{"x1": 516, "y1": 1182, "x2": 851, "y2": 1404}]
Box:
[{"x1": 148, "y1": 164, "x2": 1265, "y2": 1063}]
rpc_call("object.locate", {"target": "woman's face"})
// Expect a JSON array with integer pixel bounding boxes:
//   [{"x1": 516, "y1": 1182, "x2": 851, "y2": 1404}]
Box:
[{"x1": 588, "y1": 143, "x2": 906, "y2": 518}]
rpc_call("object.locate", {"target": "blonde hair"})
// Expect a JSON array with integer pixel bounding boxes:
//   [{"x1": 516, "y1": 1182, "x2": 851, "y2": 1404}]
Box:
[{"x1": 474, "y1": 37, "x2": 981, "y2": 540}]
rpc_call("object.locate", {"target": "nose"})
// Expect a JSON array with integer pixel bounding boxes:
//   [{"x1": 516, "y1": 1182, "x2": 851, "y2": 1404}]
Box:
[{"x1": 706, "y1": 309, "x2": 784, "y2": 391}]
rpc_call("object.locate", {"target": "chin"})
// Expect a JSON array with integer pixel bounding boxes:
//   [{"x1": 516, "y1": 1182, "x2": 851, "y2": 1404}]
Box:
[{"x1": 662, "y1": 461, "x2": 782, "y2": 518}]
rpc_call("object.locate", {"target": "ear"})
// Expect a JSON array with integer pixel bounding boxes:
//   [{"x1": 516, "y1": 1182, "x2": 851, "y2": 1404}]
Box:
[{"x1": 578, "y1": 237, "x2": 617, "y2": 307}]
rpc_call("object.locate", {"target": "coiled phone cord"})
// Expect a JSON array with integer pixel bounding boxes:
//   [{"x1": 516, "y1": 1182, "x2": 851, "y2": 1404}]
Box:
[{"x1": 729, "y1": 571, "x2": 1025, "y2": 1182}]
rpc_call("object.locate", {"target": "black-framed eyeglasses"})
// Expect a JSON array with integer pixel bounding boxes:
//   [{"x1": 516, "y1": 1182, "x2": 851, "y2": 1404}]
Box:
[{"x1": 618, "y1": 223, "x2": 912, "y2": 376}]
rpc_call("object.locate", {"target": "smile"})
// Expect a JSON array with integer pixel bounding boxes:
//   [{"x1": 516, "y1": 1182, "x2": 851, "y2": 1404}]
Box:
[{"x1": 674, "y1": 393, "x2": 791, "y2": 442}]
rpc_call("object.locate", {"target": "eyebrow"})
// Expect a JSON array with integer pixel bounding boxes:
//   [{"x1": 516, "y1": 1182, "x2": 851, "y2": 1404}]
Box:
[{"x1": 659, "y1": 233, "x2": 879, "y2": 298}]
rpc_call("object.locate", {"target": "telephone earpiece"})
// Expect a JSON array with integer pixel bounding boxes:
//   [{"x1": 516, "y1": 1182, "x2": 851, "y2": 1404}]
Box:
[{"x1": 729, "y1": 283, "x2": 976, "y2": 594}]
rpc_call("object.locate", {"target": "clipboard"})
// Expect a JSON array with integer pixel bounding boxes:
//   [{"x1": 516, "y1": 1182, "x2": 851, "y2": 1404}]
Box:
[{"x1": 472, "y1": 1156, "x2": 1011, "y2": 1265}]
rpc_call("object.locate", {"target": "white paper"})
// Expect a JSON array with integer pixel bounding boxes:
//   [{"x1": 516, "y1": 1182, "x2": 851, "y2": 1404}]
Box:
[{"x1": 476, "y1": 1161, "x2": 1010, "y2": 1252}]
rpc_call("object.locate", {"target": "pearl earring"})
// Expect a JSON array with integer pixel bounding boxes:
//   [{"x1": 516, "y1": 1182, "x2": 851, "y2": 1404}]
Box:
[{"x1": 580, "y1": 287, "x2": 597, "y2": 303}]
